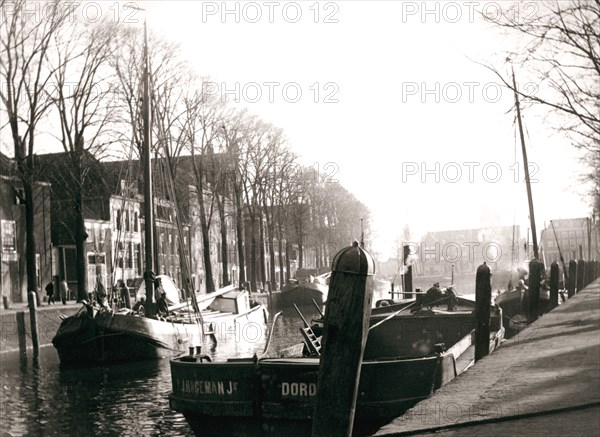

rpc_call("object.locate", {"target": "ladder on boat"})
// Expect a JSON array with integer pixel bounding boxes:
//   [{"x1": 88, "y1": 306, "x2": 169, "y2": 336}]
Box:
[
  {"x1": 300, "y1": 326, "x2": 321, "y2": 356},
  {"x1": 294, "y1": 303, "x2": 321, "y2": 356}
]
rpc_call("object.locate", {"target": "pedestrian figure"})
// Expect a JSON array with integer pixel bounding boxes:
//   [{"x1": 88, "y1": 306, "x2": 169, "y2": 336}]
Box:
[
  {"x1": 45, "y1": 281, "x2": 55, "y2": 305},
  {"x1": 157, "y1": 291, "x2": 169, "y2": 317},
  {"x1": 424, "y1": 282, "x2": 443, "y2": 306},
  {"x1": 117, "y1": 279, "x2": 129, "y2": 308},
  {"x1": 154, "y1": 277, "x2": 164, "y2": 301},
  {"x1": 59, "y1": 278, "x2": 69, "y2": 305},
  {"x1": 94, "y1": 277, "x2": 108, "y2": 309},
  {"x1": 445, "y1": 285, "x2": 458, "y2": 311}
]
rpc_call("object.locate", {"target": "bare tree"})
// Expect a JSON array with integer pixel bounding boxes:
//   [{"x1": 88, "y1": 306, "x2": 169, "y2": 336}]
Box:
[
  {"x1": 221, "y1": 108, "x2": 251, "y2": 286},
  {"x1": 47, "y1": 16, "x2": 119, "y2": 301},
  {"x1": 182, "y1": 87, "x2": 225, "y2": 293},
  {"x1": 0, "y1": 0, "x2": 68, "y2": 295},
  {"x1": 259, "y1": 127, "x2": 288, "y2": 291},
  {"x1": 484, "y1": 0, "x2": 600, "y2": 212},
  {"x1": 239, "y1": 117, "x2": 275, "y2": 292}
]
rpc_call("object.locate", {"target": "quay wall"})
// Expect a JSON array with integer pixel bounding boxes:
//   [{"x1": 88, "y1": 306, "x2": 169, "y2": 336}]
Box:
[{"x1": 0, "y1": 305, "x2": 80, "y2": 353}]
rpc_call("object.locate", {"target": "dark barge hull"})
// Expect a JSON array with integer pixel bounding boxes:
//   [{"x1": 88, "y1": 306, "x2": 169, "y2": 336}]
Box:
[
  {"x1": 278, "y1": 283, "x2": 328, "y2": 307},
  {"x1": 53, "y1": 303, "x2": 268, "y2": 366},
  {"x1": 170, "y1": 354, "x2": 453, "y2": 429},
  {"x1": 52, "y1": 310, "x2": 201, "y2": 365},
  {"x1": 170, "y1": 328, "x2": 503, "y2": 431}
]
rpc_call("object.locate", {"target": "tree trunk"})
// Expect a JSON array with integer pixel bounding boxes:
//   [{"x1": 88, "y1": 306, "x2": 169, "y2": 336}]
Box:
[
  {"x1": 234, "y1": 187, "x2": 246, "y2": 285},
  {"x1": 268, "y1": 224, "x2": 276, "y2": 291},
  {"x1": 198, "y1": 192, "x2": 215, "y2": 294},
  {"x1": 217, "y1": 193, "x2": 230, "y2": 286},
  {"x1": 73, "y1": 153, "x2": 89, "y2": 302},
  {"x1": 278, "y1": 223, "x2": 285, "y2": 289},
  {"x1": 14, "y1": 136, "x2": 38, "y2": 300},
  {"x1": 258, "y1": 210, "x2": 267, "y2": 287},
  {"x1": 285, "y1": 240, "x2": 292, "y2": 282},
  {"x1": 250, "y1": 213, "x2": 258, "y2": 292},
  {"x1": 75, "y1": 190, "x2": 89, "y2": 302},
  {"x1": 299, "y1": 238, "x2": 304, "y2": 270},
  {"x1": 24, "y1": 181, "x2": 38, "y2": 294}
]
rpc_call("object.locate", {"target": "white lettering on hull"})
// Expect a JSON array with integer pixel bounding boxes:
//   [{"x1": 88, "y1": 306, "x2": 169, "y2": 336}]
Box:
[
  {"x1": 176, "y1": 379, "x2": 239, "y2": 396},
  {"x1": 281, "y1": 382, "x2": 317, "y2": 398}
]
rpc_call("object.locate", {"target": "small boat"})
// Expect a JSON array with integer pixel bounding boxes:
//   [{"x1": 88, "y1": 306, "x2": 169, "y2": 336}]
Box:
[
  {"x1": 279, "y1": 272, "x2": 330, "y2": 307},
  {"x1": 494, "y1": 279, "x2": 551, "y2": 336},
  {"x1": 168, "y1": 295, "x2": 504, "y2": 432},
  {"x1": 52, "y1": 283, "x2": 268, "y2": 366}
]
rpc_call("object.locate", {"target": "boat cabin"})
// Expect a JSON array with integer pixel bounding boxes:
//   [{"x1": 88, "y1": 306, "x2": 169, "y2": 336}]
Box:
[{"x1": 209, "y1": 290, "x2": 251, "y2": 314}]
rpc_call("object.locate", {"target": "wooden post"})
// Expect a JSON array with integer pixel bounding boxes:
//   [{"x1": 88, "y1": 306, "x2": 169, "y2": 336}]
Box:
[
  {"x1": 584, "y1": 259, "x2": 594, "y2": 287},
  {"x1": 312, "y1": 241, "x2": 375, "y2": 437},
  {"x1": 528, "y1": 260, "x2": 542, "y2": 323},
  {"x1": 549, "y1": 262, "x2": 559, "y2": 310},
  {"x1": 123, "y1": 285, "x2": 132, "y2": 309},
  {"x1": 475, "y1": 263, "x2": 491, "y2": 362},
  {"x1": 28, "y1": 291, "x2": 39, "y2": 356},
  {"x1": 16, "y1": 311, "x2": 27, "y2": 359},
  {"x1": 576, "y1": 259, "x2": 585, "y2": 292},
  {"x1": 404, "y1": 265, "x2": 413, "y2": 300},
  {"x1": 568, "y1": 260, "x2": 577, "y2": 298}
]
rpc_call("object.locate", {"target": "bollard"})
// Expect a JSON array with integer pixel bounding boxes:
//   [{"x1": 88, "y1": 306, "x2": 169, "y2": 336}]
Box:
[
  {"x1": 549, "y1": 262, "x2": 559, "y2": 310},
  {"x1": 528, "y1": 260, "x2": 542, "y2": 323},
  {"x1": 576, "y1": 259, "x2": 585, "y2": 292},
  {"x1": 404, "y1": 265, "x2": 413, "y2": 300},
  {"x1": 124, "y1": 286, "x2": 131, "y2": 309},
  {"x1": 16, "y1": 311, "x2": 27, "y2": 359},
  {"x1": 312, "y1": 241, "x2": 375, "y2": 437},
  {"x1": 475, "y1": 263, "x2": 492, "y2": 362},
  {"x1": 568, "y1": 260, "x2": 577, "y2": 298},
  {"x1": 584, "y1": 259, "x2": 594, "y2": 287},
  {"x1": 28, "y1": 291, "x2": 40, "y2": 357}
]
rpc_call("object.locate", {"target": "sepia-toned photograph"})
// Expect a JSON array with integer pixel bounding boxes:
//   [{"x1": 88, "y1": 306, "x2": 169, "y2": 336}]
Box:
[{"x1": 1, "y1": 1, "x2": 599, "y2": 436}]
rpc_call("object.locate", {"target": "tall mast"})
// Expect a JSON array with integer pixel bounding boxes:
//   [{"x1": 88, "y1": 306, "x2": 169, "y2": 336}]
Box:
[
  {"x1": 142, "y1": 18, "x2": 155, "y2": 310},
  {"x1": 512, "y1": 68, "x2": 538, "y2": 260}
]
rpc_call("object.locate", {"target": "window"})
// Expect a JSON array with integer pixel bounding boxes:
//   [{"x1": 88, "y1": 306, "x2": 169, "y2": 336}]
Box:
[
  {"x1": 116, "y1": 210, "x2": 122, "y2": 231},
  {"x1": 117, "y1": 242, "x2": 124, "y2": 268},
  {"x1": 127, "y1": 242, "x2": 133, "y2": 268},
  {"x1": 135, "y1": 243, "x2": 142, "y2": 274},
  {"x1": 125, "y1": 210, "x2": 130, "y2": 232},
  {"x1": 1, "y1": 220, "x2": 16, "y2": 252},
  {"x1": 88, "y1": 254, "x2": 106, "y2": 264},
  {"x1": 134, "y1": 212, "x2": 139, "y2": 232}
]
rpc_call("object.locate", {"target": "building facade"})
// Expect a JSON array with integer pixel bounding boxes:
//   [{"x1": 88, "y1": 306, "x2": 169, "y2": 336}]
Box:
[
  {"x1": 540, "y1": 217, "x2": 600, "y2": 265},
  {"x1": 0, "y1": 173, "x2": 53, "y2": 304}
]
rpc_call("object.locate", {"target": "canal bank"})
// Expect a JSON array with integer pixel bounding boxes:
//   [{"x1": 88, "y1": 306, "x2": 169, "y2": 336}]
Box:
[
  {"x1": 0, "y1": 301, "x2": 81, "y2": 353},
  {"x1": 375, "y1": 278, "x2": 600, "y2": 436}
]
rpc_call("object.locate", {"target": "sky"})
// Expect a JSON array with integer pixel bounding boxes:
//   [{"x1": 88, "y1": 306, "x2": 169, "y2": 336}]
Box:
[
  {"x1": 2, "y1": 1, "x2": 592, "y2": 259},
  {"x1": 140, "y1": 1, "x2": 591, "y2": 257}
]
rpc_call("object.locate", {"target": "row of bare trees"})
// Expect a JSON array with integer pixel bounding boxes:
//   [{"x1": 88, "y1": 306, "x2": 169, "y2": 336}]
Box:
[{"x1": 1, "y1": 0, "x2": 369, "y2": 298}]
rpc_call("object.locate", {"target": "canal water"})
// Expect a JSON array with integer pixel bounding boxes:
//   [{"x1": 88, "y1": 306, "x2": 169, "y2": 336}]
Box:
[
  {"x1": 0, "y1": 283, "x2": 395, "y2": 437},
  {"x1": 0, "y1": 304, "x2": 326, "y2": 437}
]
